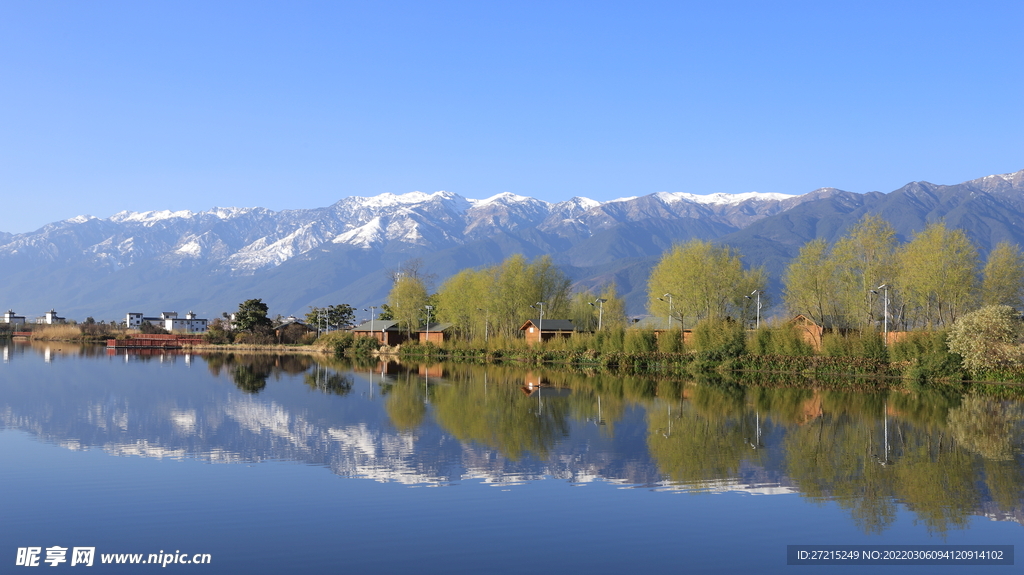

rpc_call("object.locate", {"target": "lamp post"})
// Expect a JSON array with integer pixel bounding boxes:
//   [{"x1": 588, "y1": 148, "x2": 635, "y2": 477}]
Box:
[
  {"x1": 363, "y1": 306, "x2": 377, "y2": 343},
  {"x1": 878, "y1": 284, "x2": 889, "y2": 345},
  {"x1": 658, "y1": 293, "x2": 674, "y2": 330},
  {"x1": 744, "y1": 290, "x2": 762, "y2": 330},
  {"x1": 588, "y1": 298, "x2": 607, "y2": 330},
  {"x1": 530, "y1": 302, "x2": 545, "y2": 343}
]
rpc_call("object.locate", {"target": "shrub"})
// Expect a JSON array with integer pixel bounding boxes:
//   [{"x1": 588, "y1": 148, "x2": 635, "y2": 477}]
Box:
[
  {"x1": 890, "y1": 330, "x2": 963, "y2": 382},
  {"x1": 234, "y1": 332, "x2": 275, "y2": 345},
  {"x1": 692, "y1": 317, "x2": 745, "y2": 359},
  {"x1": 657, "y1": 329, "x2": 683, "y2": 353},
  {"x1": 204, "y1": 326, "x2": 234, "y2": 344},
  {"x1": 351, "y1": 335, "x2": 381, "y2": 355},
  {"x1": 948, "y1": 305, "x2": 1024, "y2": 377},
  {"x1": 821, "y1": 330, "x2": 887, "y2": 361},
  {"x1": 624, "y1": 330, "x2": 657, "y2": 353},
  {"x1": 747, "y1": 324, "x2": 814, "y2": 357},
  {"x1": 598, "y1": 328, "x2": 625, "y2": 353}
]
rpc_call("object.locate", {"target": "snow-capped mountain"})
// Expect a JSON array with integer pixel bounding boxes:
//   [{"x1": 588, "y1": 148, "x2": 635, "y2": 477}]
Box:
[
  {"x1": 0, "y1": 169, "x2": 1022, "y2": 320},
  {"x1": 0, "y1": 188, "x2": 805, "y2": 275}
]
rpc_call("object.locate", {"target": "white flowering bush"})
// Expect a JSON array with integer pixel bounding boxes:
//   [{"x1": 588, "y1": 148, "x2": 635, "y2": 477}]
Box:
[{"x1": 947, "y1": 305, "x2": 1024, "y2": 376}]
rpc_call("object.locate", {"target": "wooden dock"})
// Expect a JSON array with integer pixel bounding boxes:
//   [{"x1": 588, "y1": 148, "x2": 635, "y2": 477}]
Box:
[{"x1": 106, "y1": 334, "x2": 205, "y2": 349}]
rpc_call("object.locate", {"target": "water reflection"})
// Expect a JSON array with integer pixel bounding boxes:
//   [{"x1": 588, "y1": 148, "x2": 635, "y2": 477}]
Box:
[{"x1": 2, "y1": 342, "x2": 1024, "y2": 536}]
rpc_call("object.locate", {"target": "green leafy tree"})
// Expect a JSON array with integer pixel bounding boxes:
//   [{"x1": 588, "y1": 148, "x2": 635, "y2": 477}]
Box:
[
  {"x1": 434, "y1": 268, "x2": 482, "y2": 338},
  {"x1": 569, "y1": 284, "x2": 628, "y2": 331},
  {"x1": 830, "y1": 214, "x2": 897, "y2": 329},
  {"x1": 234, "y1": 298, "x2": 273, "y2": 333},
  {"x1": 376, "y1": 304, "x2": 395, "y2": 320},
  {"x1": 434, "y1": 254, "x2": 573, "y2": 339},
  {"x1": 388, "y1": 274, "x2": 428, "y2": 335},
  {"x1": 784, "y1": 238, "x2": 837, "y2": 325},
  {"x1": 981, "y1": 241, "x2": 1024, "y2": 308},
  {"x1": 897, "y1": 222, "x2": 979, "y2": 329},
  {"x1": 305, "y1": 304, "x2": 356, "y2": 331},
  {"x1": 647, "y1": 239, "x2": 765, "y2": 328}
]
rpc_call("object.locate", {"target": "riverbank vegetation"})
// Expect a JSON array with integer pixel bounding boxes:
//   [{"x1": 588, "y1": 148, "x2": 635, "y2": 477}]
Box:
[{"x1": 20, "y1": 323, "x2": 130, "y2": 342}]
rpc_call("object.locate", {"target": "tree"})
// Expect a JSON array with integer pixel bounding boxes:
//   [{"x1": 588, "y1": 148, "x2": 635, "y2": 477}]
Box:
[
  {"x1": 947, "y1": 305, "x2": 1024, "y2": 376},
  {"x1": 829, "y1": 214, "x2": 897, "y2": 329},
  {"x1": 388, "y1": 273, "x2": 428, "y2": 335},
  {"x1": 305, "y1": 304, "x2": 356, "y2": 332},
  {"x1": 897, "y1": 222, "x2": 978, "y2": 329},
  {"x1": 784, "y1": 238, "x2": 836, "y2": 326},
  {"x1": 597, "y1": 284, "x2": 628, "y2": 330},
  {"x1": 234, "y1": 298, "x2": 273, "y2": 333},
  {"x1": 435, "y1": 268, "x2": 486, "y2": 339},
  {"x1": 433, "y1": 254, "x2": 573, "y2": 339},
  {"x1": 647, "y1": 240, "x2": 765, "y2": 328},
  {"x1": 981, "y1": 242, "x2": 1024, "y2": 308}
]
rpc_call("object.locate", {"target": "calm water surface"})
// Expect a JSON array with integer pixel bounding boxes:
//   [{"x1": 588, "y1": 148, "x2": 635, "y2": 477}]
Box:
[{"x1": 2, "y1": 342, "x2": 1023, "y2": 573}]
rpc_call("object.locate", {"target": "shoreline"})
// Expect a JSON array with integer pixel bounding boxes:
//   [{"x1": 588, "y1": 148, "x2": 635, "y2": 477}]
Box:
[{"x1": 13, "y1": 335, "x2": 1024, "y2": 391}]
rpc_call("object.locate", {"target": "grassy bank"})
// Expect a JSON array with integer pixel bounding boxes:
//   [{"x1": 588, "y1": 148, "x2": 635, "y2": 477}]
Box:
[
  {"x1": 26, "y1": 325, "x2": 129, "y2": 342},
  {"x1": 346, "y1": 322, "x2": 995, "y2": 390}
]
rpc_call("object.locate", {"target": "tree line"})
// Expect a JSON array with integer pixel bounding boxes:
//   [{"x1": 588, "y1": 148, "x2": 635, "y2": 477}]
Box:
[
  {"x1": 215, "y1": 213, "x2": 1024, "y2": 352},
  {"x1": 385, "y1": 255, "x2": 627, "y2": 342},
  {"x1": 644, "y1": 214, "x2": 1024, "y2": 333},
  {"x1": 783, "y1": 214, "x2": 1024, "y2": 330}
]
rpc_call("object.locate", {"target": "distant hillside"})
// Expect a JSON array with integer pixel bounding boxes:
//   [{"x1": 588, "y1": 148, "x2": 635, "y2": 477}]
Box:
[{"x1": 0, "y1": 170, "x2": 1020, "y2": 321}]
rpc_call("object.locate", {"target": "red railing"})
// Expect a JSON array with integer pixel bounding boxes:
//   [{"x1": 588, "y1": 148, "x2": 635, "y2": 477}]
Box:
[{"x1": 107, "y1": 335, "x2": 205, "y2": 348}]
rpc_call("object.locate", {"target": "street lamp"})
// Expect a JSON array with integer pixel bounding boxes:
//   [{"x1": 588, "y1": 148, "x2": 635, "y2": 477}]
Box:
[
  {"x1": 530, "y1": 302, "x2": 545, "y2": 343},
  {"x1": 878, "y1": 284, "x2": 889, "y2": 345},
  {"x1": 588, "y1": 298, "x2": 607, "y2": 330},
  {"x1": 658, "y1": 293, "x2": 674, "y2": 329},
  {"x1": 424, "y1": 305, "x2": 434, "y2": 342},
  {"x1": 744, "y1": 290, "x2": 762, "y2": 330},
  {"x1": 363, "y1": 306, "x2": 377, "y2": 342}
]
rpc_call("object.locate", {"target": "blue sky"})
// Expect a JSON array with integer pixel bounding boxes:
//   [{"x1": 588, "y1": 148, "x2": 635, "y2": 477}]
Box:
[{"x1": 2, "y1": 0, "x2": 1021, "y2": 233}]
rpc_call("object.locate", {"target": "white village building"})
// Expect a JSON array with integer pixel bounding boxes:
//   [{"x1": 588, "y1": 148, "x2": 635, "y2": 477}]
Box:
[
  {"x1": 126, "y1": 311, "x2": 208, "y2": 333},
  {"x1": 2, "y1": 310, "x2": 27, "y2": 326},
  {"x1": 36, "y1": 309, "x2": 66, "y2": 324}
]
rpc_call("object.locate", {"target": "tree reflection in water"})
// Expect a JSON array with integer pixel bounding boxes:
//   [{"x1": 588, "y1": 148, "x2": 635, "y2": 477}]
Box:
[
  {"x1": 430, "y1": 363, "x2": 1024, "y2": 536},
  {"x1": 203, "y1": 353, "x2": 317, "y2": 394}
]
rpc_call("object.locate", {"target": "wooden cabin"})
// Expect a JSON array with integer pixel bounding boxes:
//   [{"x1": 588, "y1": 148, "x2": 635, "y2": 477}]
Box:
[
  {"x1": 789, "y1": 315, "x2": 824, "y2": 351},
  {"x1": 519, "y1": 319, "x2": 576, "y2": 344},
  {"x1": 417, "y1": 323, "x2": 453, "y2": 344},
  {"x1": 350, "y1": 320, "x2": 409, "y2": 346}
]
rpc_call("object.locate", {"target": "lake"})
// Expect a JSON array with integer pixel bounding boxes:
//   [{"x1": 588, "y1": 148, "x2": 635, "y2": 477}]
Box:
[{"x1": 2, "y1": 342, "x2": 1022, "y2": 573}]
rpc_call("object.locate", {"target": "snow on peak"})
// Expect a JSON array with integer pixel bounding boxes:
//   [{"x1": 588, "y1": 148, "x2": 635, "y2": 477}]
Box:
[
  {"x1": 655, "y1": 191, "x2": 796, "y2": 206},
  {"x1": 355, "y1": 190, "x2": 459, "y2": 209},
  {"x1": 982, "y1": 170, "x2": 1024, "y2": 181},
  {"x1": 66, "y1": 215, "x2": 96, "y2": 224},
  {"x1": 173, "y1": 235, "x2": 206, "y2": 258},
  {"x1": 209, "y1": 207, "x2": 256, "y2": 220},
  {"x1": 110, "y1": 209, "x2": 194, "y2": 224},
  {"x1": 470, "y1": 192, "x2": 542, "y2": 208},
  {"x1": 566, "y1": 196, "x2": 600, "y2": 209},
  {"x1": 333, "y1": 217, "x2": 385, "y2": 248}
]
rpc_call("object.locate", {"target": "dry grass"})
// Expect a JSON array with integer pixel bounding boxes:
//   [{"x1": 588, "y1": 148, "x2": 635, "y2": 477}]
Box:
[{"x1": 29, "y1": 325, "x2": 83, "y2": 340}]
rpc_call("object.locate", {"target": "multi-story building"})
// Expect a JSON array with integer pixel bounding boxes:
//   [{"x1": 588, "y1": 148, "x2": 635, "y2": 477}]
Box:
[
  {"x1": 125, "y1": 311, "x2": 208, "y2": 333},
  {"x1": 2, "y1": 310, "x2": 26, "y2": 326}
]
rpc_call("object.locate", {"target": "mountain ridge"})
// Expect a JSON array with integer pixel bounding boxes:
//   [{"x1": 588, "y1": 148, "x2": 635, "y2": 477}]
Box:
[{"x1": 1, "y1": 170, "x2": 1021, "y2": 320}]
